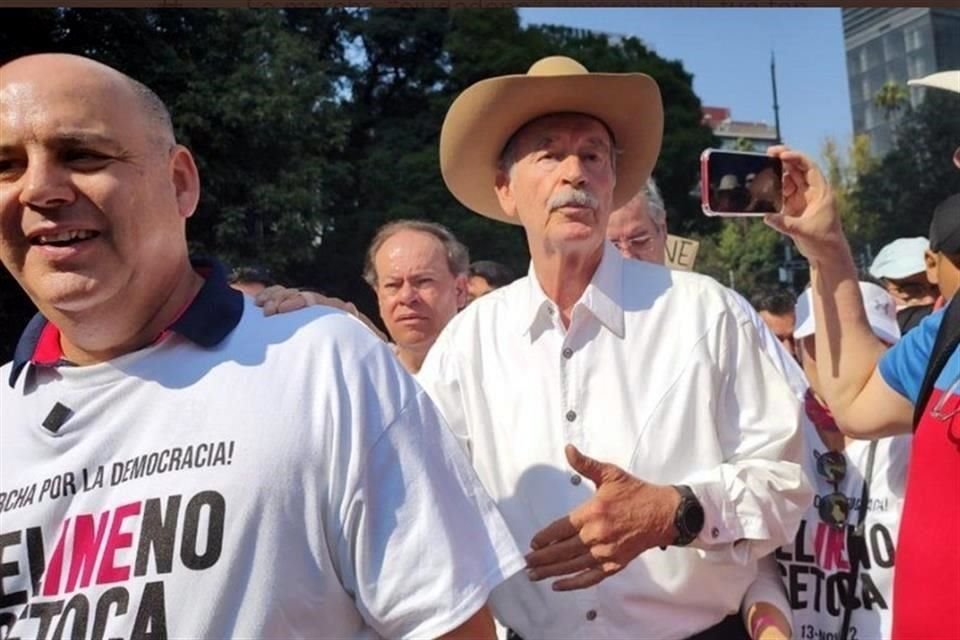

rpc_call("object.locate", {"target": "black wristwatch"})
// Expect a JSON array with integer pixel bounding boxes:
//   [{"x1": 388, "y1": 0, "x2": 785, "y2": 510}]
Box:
[{"x1": 671, "y1": 484, "x2": 705, "y2": 546}]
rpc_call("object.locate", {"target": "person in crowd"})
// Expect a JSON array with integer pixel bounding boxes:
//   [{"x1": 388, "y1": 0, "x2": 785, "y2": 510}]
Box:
[
  {"x1": 868, "y1": 237, "x2": 938, "y2": 333},
  {"x1": 744, "y1": 166, "x2": 781, "y2": 214},
  {"x1": 467, "y1": 259, "x2": 516, "y2": 303},
  {"x1": 606, "y1": 177, "x2": 668, "y2": 264},
  {"x1": 715, "y1": 174, "x2": 743, "y2": 212},
  {"x1": 764, "y1": 141, "x2": 959, "y2": 638},
  {"x1": 750, "y1": 287, "x2": 799, "y2": 359},
  {"x1": 747, "y1": 282, "x2": 910, "y2": 640},
  {"x1": 420, "y1": 54, "x2": 810, "y2": 640},
  {"x1": 923, "y1": 195, "x2": 960, "y2": 307},
  {"x1": 0, "y1": 53, "x2": 523, "y2": 639},
  {"x1": 228, "y1": 264, "x2": 275, "y2": 296},
  {"x1": 361, "y1": 220, "x2": 469, "y2": 374},
  {"x1": 254, "y1": 219, "x2": 468, "y2": 374}
]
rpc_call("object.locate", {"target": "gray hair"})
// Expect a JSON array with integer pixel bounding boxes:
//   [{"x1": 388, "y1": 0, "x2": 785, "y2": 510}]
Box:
[
  {"x1": 497, "y1": 113, "x2": 621, "y2": 178},
  {"x1": 640, "y1": 177, "x2": 666, "y2": 227},
  {"x1": 363, "y1": 219, "x2": 470, "y2": 288}
]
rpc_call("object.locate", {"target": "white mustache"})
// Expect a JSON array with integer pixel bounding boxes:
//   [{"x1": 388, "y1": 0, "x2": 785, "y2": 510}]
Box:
[{"x1": 548, "y1": 189, "x2": 599, "y2": 211}]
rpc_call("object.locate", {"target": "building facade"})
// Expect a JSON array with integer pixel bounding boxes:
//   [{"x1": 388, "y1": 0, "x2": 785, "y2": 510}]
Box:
[
  {"x1": 701, "y1": 106, "x2": 779, "y2": 151},
  {"x1": 843, "y1": 8, "x2": 960, "y2": 156}
]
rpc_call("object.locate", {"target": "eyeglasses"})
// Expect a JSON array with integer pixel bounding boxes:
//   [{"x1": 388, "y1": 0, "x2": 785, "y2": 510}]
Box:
[
  {"x1": 609, "y1": 235, "x2": 653, "y2": 252},
  {"x1": 931, "y1": 375, "x2": 960, "y2": 422},
  {"x1": 816, "y1": 450, "x2": 850, "y2": 529}
]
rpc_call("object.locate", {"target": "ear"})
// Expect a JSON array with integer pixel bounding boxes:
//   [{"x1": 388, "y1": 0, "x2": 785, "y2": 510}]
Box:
[
  {"x1": 494, "y1": 170, "x2": 520, "y2": 222},
  {"x1": 925, "y1": 249, "x2": 940, "y2": 285},
  {"x1": 170, "y1": 145, "x2": 201, "y2": 220},
  {"x1": 454, "y1": 273, "x2": 468, "y2": 310}
]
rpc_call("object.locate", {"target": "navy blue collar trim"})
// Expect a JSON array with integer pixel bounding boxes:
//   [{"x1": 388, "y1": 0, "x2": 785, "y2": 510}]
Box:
[{"x1": 8, "y1": 257, "x2": 243, "y2": 388}]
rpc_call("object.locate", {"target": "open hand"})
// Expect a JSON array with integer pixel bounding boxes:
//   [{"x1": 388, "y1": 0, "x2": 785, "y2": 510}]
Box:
[
  {"x1": 255, "y1": 286, "x2": 388, "y2": 342},
  {"x1": 524, "y1": 445, "x2": 680, "y2": 591}
]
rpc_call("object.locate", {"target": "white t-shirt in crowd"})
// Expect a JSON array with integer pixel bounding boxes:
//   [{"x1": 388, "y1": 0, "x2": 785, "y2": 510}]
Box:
[
  {"x1": 0, "y1": 300, "x2": 524, "y2": 639},
  {"x1": 418, "y1": 243, "x2": 811, "y2": 640},
  {"x1": 776, "y1": 418, "x2": 910, "y2": 640}
]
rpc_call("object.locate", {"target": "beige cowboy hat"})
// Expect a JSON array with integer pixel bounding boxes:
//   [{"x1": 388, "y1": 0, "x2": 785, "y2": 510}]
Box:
[{"x1": 439, "y1": 56, "x2": 664, "y2": 224}]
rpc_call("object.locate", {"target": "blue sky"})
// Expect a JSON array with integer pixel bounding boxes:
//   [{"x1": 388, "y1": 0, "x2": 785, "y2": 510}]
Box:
[{"x1": 519, "y1": 8, "x2": 853, "y2": 165}]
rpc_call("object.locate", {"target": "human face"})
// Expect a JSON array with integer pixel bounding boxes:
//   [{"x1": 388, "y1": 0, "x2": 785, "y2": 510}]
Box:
[
  {"x1": 374, "y1": 229, "x2": 466, "y2": 351},
  {"x1": 881, "y1": 272, "x2": 937, "y2": 308},
  {"x1": 929, "y1": 251, "x2": 960, "y2": 301},
  {"x1": 466, "y1": 275, "x2": 494, "y2": 303},
  {"x1": 0, "y1": 55, "x2": 199, "y2": 319},
  {"x1": 759, "y1": 310, "x2": 797, "y2": 359},
  {"x1": 606, "y1": 195, "x2": 666, "y2": 264},
  {"x1": 494, "y1": 114, "x2": 615, "y2": 256}
]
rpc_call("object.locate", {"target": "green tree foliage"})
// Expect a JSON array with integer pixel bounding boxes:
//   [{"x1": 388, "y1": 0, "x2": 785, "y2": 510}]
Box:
[
  {"x1": 821, "y1": 134, "x2": 876, "y2": 258},
  {"x1": 0, "y1": 8, "x2": 716, "y2": 356},
  {"x1": 873, "y1": 80, "x2": 909, "y2": 123},
  {"x1": 857, "y1": 90, "x2": 960, "y2": 245},
  {"x1": 695, "y1": 220, "x2": 783, "y2": 295}
]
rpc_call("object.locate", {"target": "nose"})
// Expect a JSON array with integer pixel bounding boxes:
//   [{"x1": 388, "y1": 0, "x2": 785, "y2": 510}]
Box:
[
  {"x1": 18, "y1": 154, "x2": 76, "y2": 211},
  {"x1": 559, "y1": 154, "x2": 587, "y2": 188},
  {"x1": 396, "y1": 280, "x2": 421, "y2": 305}
]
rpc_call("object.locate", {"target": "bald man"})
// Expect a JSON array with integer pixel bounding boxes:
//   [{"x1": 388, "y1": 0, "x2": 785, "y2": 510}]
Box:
[{"x1": 0, "y1": 54, "x2": 521, "y2": 639}]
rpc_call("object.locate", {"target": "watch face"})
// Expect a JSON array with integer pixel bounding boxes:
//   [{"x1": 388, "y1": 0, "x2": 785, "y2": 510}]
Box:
[{"x1": 683, "y1": 499, "x2": 705, "y2": 535}]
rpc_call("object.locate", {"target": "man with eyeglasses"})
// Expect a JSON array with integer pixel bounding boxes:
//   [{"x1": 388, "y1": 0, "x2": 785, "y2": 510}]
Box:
[
  {"x1": 606, "y1": 178, "x2": 668, "y2": 264},
  {"x1": 746, "y1": 281, "x2": 911, "y2": 640},
  {"x1": 869, "y1": 237, "x2": 938, "y2": 334}
]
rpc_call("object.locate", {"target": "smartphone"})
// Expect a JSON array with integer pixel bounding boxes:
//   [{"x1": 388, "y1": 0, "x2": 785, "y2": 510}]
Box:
[{"x1": 700, "y1": 149, "x2": 783, "y2": 217}]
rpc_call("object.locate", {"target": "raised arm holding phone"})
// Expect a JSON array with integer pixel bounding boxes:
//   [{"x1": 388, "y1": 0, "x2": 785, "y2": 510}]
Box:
[{"x1": 763, "y1": 144, "x2": 960, "y2": 640}]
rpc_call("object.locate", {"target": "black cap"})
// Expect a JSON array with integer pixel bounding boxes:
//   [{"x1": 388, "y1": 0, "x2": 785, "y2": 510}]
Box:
[{"x1": 929, "y1": 194, "x2": 960, "y2": 255}]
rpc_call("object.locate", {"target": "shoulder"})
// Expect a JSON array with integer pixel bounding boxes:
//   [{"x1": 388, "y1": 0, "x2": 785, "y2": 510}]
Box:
[
  {"x1": 621, "y1": 262, "x2": 755, "y2": 328},
  {"x1": 233, "y1": 299, "x2": 385, "y2": 360}
]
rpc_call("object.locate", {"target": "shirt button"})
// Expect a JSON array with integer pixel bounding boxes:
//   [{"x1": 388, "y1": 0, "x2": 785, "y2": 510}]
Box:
[
  {"x1": 570, "y1": 474, "x2": 582, "y2": 486},
  {"x1": 562, "y1": 347, "x2": 573, "y2": 359},
  {"x1": 565, "y1": 410, "x2": 577, "y2": 422},
  {"x1": 586, "y1": 610, "x2": 598, "y2": 621}
]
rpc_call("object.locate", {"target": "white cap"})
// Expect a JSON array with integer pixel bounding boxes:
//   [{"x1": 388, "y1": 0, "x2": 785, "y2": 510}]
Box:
[
  {"x1": 907, "y1": 70, "x2": 960, "y2": 94},
  {"x1": 794, "y1": 282, "x2": 900, "y2": 345},
  {"x1": 868, "y1": 236, "x2": 929, "y2": 279}
]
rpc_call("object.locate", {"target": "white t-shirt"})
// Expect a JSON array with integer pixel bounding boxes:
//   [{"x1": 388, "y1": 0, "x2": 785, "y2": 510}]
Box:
[
  {"x1": 418, "y1": 244, "x2": 810, "y2": 640},
  {"x1": 775, "y1": 419, "x2": 910, "y2": 640},
  {"x1": 0, "y1": 300, "x2": 523, "y2": 639}
]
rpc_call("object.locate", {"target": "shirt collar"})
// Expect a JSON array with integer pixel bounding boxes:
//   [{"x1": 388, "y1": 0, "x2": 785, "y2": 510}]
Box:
[
  {"x1": 8, "y1": 257, "x2": 243, "y2": 388},
  {"x1": 515, "y1": 241, "x2": 625, "y2": 339}
]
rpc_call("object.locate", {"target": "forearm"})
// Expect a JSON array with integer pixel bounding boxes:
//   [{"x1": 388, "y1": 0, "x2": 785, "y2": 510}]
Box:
[
  {"x1": 745, "y1": 602, "x2": 793, "y2": 640},
  {"x1": 808, "y1": 243, "x2": 889, "y2": 421},
  {"x1": 688, "y1": 458, "x2": 810, "y2": 562},
  {"x1": 742, "y1": 555, "x2": 792, "y2": 640}
]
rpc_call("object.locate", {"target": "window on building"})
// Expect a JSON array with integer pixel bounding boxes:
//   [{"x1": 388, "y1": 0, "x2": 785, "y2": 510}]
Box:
[
  {"x1": 903, "y1": 21, "x2": 930, "y2": 52},
  {"x1": 864, "y1": 103, "x2": 876, "y2": 130},
  {"x1": 883, "y1": 31, "x2": 905, "y2": 62},
  {"x1": 906, "y1": 51, "x2": 929, "y2": 78}
]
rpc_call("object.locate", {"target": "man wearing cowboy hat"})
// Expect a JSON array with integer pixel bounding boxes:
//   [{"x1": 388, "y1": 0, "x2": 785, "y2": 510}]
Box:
[{"x1": 419, "y1": 56, "x2": 809, "y2": 640}]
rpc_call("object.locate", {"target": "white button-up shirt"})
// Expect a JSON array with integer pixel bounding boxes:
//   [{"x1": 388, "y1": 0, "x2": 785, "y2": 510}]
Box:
[{"x1": 418, "y1": 243, "x2": 811, "y2": 640}]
